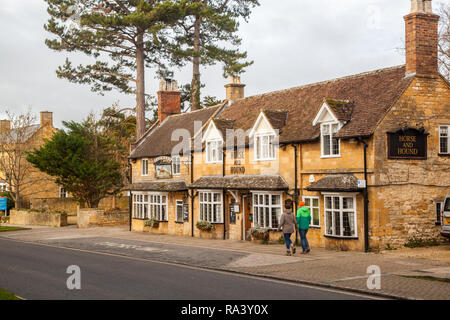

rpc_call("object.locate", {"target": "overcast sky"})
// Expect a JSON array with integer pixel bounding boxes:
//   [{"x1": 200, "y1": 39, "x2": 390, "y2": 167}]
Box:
[{"x1": 0, "y1": 0, "x2": 445, "y2": 128}]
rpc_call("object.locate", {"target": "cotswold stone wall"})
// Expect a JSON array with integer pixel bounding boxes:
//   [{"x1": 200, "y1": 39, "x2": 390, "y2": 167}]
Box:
[
  {"x1": 371, "y1": 76, "x2": 450, "y2": 249},
  {"x1": 77, "y1": 208, "x2": 129, "y2": 228},
  {"x1": 10, "y1": 210, "x2": 67, "y2": 227}
]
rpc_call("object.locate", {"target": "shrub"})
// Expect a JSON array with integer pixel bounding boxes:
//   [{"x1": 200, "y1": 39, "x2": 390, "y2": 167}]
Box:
[
  {"x1": 144, "y1": 218, "x2": 159, "y2": 228},
  {"x1": 196, "y1": 221, "x2": 214, "y2": 232},
  {"x1": 248, "y1": 227, "x2": 270, "y2": 241}
]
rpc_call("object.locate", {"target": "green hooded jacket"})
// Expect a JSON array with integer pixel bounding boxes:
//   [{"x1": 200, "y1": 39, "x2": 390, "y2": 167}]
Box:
[{"x1": 296, "y1": 206, "x2": 311, "y2": 230}]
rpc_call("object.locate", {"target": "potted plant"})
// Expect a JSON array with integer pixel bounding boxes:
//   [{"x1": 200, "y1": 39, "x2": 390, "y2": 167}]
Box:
[
  {"x1": 144, "y1": 218, "x2": 159, "y2": 228},
  {"x1": 248, "y1": 227, "x2": 270, "y2": 243},
  {"x1": 196, "y1": 221, "x2": 215, "y2": 232}
]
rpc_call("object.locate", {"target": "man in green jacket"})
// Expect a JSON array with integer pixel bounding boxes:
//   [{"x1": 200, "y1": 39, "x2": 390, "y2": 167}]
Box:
[{"x1": 297, "y1": 201, "x2": 311, "y2": 254}]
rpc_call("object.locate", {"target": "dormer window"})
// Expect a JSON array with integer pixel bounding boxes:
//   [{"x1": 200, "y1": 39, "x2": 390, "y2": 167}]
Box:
[
  {"x1": 321, "y1": 123, "x2": 340, "y2": 157},
  {"x1": 206, "y1": 140, "x2": 223, "y2": 163},
  {"x1": 255, "y1": 134, "x2": 276, "y2": 161}
]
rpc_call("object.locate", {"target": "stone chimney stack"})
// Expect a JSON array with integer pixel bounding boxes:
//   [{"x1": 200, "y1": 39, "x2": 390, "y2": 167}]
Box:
[
  {"x1": 225, "y1": 76, "x2": 245, "y2": 102},
  {"x1": 0, "y1": 120, "x2": 11, "y2": 133},
  {"x1": 157, "y1": 78, "x2": 181, "y2": 123},
  {"x1": 404, "y1": 0, "x2": 440, "y2": 78},
  {"x1": 40, "y1": 111, "x2": 53, "y2": 127}
]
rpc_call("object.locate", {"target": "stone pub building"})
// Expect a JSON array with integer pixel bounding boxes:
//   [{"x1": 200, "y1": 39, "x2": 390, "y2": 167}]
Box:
[{"x1": 129, "y1": 0, "x2": 449, "y2": 251}]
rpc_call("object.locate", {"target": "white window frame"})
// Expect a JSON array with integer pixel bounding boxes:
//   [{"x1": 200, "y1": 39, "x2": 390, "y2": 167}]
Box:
[
  {"x1": 303, "y1": 196, "x2": 320, "y2": 228},
  {"x1": 321, "y1": 122, "x2": 341, "y2": 158},
  {"x1": 323, "y1": 193, "x2": 358, "y2": 238},
  {"x1": 439, "y1": 125, "x2": 449, "y2": 155},
  {"x1": 206, "y1": 139, "x2": 223, "y2": 164},
  {"x1": 254, "y1": 133, "x2": 276, "y2": 161},
  {"x1": 252, "y1": 191, "x2": 283, "y2": 229},
  {"x1": 176, "y1": 200, "x2": 184, "y2": 223},
  {"x1": 141, "y1": 158, "x2": 149, "y2": 176},
  {"x1": 199, "y1": 190, "x2": 223, "y2": 223},
  {"x1": 0, "y1": 182, "x2": 9, "y2": 192},
  {"x1": 59, "y1": 186, "x2": 68, "y2": 199},
  {"x1": 172, "y1": 156, "x2": 181, "y2": 175},
  {"x1": 132, "y1": 192, "x2": 168, "y2": 221}
]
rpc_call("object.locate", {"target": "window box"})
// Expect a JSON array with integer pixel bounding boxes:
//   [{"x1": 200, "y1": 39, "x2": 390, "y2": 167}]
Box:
[
  {"x1": 144, "y1": 218, "x2": 159, "y2": 228},
  {"x1": 196, "y1": 221, "x2": 215, "y2": 232}
]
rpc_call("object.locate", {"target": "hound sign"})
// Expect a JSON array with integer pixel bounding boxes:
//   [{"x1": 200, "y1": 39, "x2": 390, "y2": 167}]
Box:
[{"x1": 0, "y1": 198, "x2": 7, "y2": 211}]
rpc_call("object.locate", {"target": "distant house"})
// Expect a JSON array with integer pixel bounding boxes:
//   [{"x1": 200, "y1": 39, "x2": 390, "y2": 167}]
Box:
[
  {"x1": 0, "y1": 111, "x2": 61, "y2": 208},
  {"x1": 129, "y1": 0, "x2": 449, "y2": 251}
]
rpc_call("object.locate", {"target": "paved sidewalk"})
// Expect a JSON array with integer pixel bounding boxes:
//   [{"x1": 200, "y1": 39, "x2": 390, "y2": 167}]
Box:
[{"x1": 1, "y1": 225, "x2": 449, "y2": 299}]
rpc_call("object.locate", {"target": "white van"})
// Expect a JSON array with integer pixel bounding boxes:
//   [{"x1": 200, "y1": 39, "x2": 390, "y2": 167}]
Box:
[{"x1": 441, "y1": 195, "x2": 450, "y2": 238}]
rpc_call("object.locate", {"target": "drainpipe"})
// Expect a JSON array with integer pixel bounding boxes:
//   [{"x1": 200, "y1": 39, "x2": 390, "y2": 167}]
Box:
[
  {"x1": 358, "y1": 138, "x2": 369, "y2": 252},
  {"x1": 293, "y1": 144, "x2": 299, "y2": 245},
  {"x1": 191, "y1": 148, "x2": 194, "y2": 237},
  {"x1": 128, "y1": 158, "x2": 132, "y2": 232},
  {"x1": 222, "y1": 147, "x2": 226, "y2": 240}
]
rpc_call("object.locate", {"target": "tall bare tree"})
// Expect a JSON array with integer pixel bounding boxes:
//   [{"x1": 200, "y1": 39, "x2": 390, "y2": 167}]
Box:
[
  {"x1": 438, "y1": 3, "x2": 450, "y2": 80},
  {"x1": 0, "y1": 110, "x2": 52, "y2": 209}
]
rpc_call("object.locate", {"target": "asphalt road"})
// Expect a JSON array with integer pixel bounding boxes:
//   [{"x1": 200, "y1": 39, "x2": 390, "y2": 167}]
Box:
[{"x1": 0, "y1": 238, "x2": 373, "y2": 300}]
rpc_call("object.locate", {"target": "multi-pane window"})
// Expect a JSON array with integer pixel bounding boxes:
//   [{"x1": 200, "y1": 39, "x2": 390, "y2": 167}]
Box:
[
  {"x1": 324, "y1": 195, "x2": 357, "y2": 237},
  {"x1": 253, "y1": 193, "x2": 282, "y2": 229},
  {"x1": 321, "y1": 123, "x2": 340, "y2": 157},
  {"x1": 59, "y1": 187, "x2": 68, "y2": 198},
  {"x1": 199, "y1": 191, "x2": 223, "y2": 223},
  {"x1": 303, "y1": 196, "x2": 320, "y2": 227},
  {"x1": 206, "y1": 140, "x2": 223, "y2": 163},
  {"x1": 172, "y1": 156, "x2": 181, "y2": 175},
  {"x1": 439, "y1": 125, "x2": 449, "y2": 154},
  {"x1": 132, "y1": 192, "x2": 167, "y2": 221},
  {"x1": 176, "y1": 200, "x2": 184, "y2": 222},
  {"x1": 141, "y1": 158, "x2": 149, "y2": 176},
  {"x1": 255, "y1": 134, "x2": 276, "y2": 161},
  {"x1": 0, "y1": 182, "x2": 8, "y2": 192}
]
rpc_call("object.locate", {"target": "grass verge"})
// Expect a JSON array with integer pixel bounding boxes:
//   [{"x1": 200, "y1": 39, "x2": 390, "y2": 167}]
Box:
[
  {"x1": 0, "y1": 226, "x2": 29, "y2": 232},
  {"x1": 0, "y1": 288, "x2": 21, "y2": 300}
]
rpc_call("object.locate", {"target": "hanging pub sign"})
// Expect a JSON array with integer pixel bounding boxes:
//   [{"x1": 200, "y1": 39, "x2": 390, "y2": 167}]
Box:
[
  {"x1": 154, "y1": 156, "x2": 172, "y2": 179},
  {"x1": 387, "y1": 127, "x2": 428, "y2": 160}
]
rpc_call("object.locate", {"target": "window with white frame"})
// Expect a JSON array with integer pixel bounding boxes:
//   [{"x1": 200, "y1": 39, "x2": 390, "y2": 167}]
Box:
[
  {"x1": 176, "y1": 200, "x2": 184, "y2": 222},
  {"x1": 172, "y1": 156, "x2": 181, "y2": 175},
  {"x1": 149, "y1": 194, "x2": 168, "y2": 221},
  {"x1": 141, "y1": 158, "x2": 149, "y2": 176},
  {"x1": 133, "y1": 192, "x2": 167, "y2": 221},
  {"x1": 303, "y1": 196, "x2": 320, "y2": 227},
  {"x1": 133, "y1": 193, "x2": 148, "y2": 219},
  {"x1": 206, "y1": 140, "x2": 223, "y2": 163},
  {"x1": 59, "y1": 187, "x2": 68, "y2": 198},
  {"x1": 0, "y1": 182, "x2": 8, "y2": 192},
  {"x1": 321, "y1": 123, "x2": 340, "y2": 157},
  {"x1": 439, "y1": 125, "x2": 449, "y2": 154},
  {"x1": 255, "y1": 134, "x2": 276, "y2": 161},
  {"x1": 324, "y1": 194, "x2": 357, "y2": 237},
  {"x1": 199, "y1": 191, "x2": 223, "y2": 223},
  {"x1": 253, "y1": 193, "x2": 282, "y2": 229}
]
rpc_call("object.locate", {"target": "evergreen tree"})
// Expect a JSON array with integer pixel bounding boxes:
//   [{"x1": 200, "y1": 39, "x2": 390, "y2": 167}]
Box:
[
  {"x1": 44, "y1": 0, "x2": 197, "y2": 140},
  {"x1": 27, "y1": 117, "x2": 123, "y2": 208},
  {"x1": 168, "y1": 0, "x2": 259, "y2": 110}
]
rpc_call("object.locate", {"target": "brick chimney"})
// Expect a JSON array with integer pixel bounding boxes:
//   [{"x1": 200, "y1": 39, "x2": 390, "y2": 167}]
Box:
[
  {"x1": 40, "y1": 111, "x2": 53, "y2": 127},
  {"x1": 0, "y1": 120, "x2": 11, "y2": 133},
  {"x1": 225, "y1": 76, "x2": 245, "y2": 102},
  {"x1": 404, "y1": 0, "x2": 440, "y2": 78},
  {"x1": 157, "y1": 78, "x2": 181, "y2": 123}
]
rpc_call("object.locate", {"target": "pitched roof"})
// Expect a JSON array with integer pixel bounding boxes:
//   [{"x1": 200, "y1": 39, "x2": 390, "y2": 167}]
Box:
[
  {"x1": 190, "y1": 175, "x2": 289, "y2": 191},
  {"x1": 218, "y1": 65, "x2": 413, "y2": 142},
  {"x1": 130, "y1": 104, "x2": 224, "y2": 159},
  {"x1": 306, "y1": 174, "x2": 360, "y2": 192},
  {"x1": 0, "y1": 124, "x2": 40, "y2": 144},
  {"x1": 128, "y1": 181, "x2": 188, "y2": 192}
]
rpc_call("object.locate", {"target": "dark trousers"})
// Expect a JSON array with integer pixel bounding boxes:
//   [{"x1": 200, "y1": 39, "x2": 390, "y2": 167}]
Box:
[
  {"x1": 299, "y1": 229, "x2": 309, "y2": 252},
  {"x1": 283, "y1": 233, "x2": 293, "y2": 250}
]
